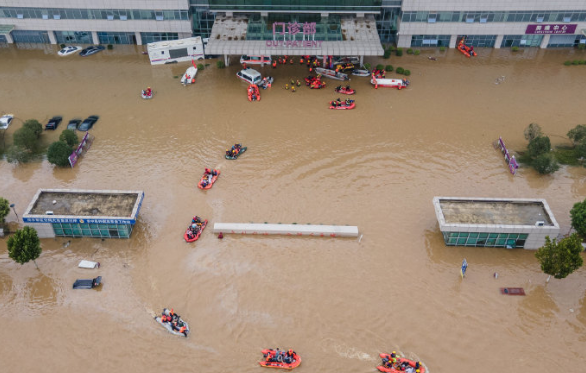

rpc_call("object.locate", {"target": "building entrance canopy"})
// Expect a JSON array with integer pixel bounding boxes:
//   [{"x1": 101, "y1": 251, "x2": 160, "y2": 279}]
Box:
[
  {"x1": 205, "y1": 15, "x2": 384, "y2": 57},
  {"x1": 0, "y1": 25, "x2": 14, "y2": 34}
]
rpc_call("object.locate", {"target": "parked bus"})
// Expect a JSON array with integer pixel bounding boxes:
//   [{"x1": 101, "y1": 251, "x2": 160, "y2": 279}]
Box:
[{"x1": 147, "y1": 37, "x2": 205, "y2": 65}]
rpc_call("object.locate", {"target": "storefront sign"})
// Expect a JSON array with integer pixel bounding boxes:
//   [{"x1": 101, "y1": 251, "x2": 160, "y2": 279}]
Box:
[
  {"x1": 525, "y1": 24, "x2": 577, "y2": 34},
  {"x1": 270, "y1": 21, "x2": 322, "y2": 48},
  {"x1": 23, "y1": 216, "x2": 135, "y2": 224},
  {"x1": 266, "y1": 40, "x2": 322, "y2": 48}
]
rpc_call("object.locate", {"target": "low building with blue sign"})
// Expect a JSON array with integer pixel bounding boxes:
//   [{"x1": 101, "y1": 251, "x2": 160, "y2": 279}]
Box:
[{"x1": 23, "y1": 189, "x2": 144, "y2": 239}]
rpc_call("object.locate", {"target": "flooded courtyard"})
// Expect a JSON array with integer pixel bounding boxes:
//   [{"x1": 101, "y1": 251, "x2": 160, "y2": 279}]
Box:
[{"x1": 1, "y1": 45, "x2": 586, "y2": 373}]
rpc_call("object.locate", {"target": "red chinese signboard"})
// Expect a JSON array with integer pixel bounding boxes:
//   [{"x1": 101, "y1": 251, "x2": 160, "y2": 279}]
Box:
[{"x1": 525, "y1": 24, "x2": 577, "y2": 35}]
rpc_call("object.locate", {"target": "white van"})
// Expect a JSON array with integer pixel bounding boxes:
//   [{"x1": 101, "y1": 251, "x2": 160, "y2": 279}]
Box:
[
  {"x1": 240, "y1": 55, "x2": 272, "y2": 66},
  {"x1": 236, "y1": 68, "x2": 263, "y2": 85}
]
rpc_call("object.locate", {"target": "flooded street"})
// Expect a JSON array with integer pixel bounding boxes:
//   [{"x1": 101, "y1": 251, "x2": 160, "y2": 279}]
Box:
[{"x1": 1, "y1": 45, "x2": 586, "y2": 373}]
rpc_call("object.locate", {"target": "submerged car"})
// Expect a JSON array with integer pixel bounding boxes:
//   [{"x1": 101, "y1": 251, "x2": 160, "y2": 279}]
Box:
[
  {"x1": 78, "y1": 115, "x2": 99, "y2": 131},
  {"x1": 67, "y1": 119, "x2": 81, "y2": 131},
  {"x1": 45, "y1": 116, "x2": 63, "y2": 130},
  {"x1": 58, "y1": 45, "x2": 81, "y2": 56},
  {"x1": 79, "y1": 45, "x2": 105, "y2": 57},
  {"x1": 73, "y1": 276, "x2": 102, "y2": 289},
  {"x1": 0, "y1": 114, "x2": 14, "y2": 130},
  {"x1": 240, "y1": 55, "x2": 272, "y2": 66},
  {"x1": 236, "y1": 68, "x2": 262, "y2": 85}
]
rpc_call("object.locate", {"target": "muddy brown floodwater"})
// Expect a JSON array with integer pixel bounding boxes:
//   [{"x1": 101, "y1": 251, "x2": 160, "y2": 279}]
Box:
[{"x1": 1, "y1": 45, "x2": 586, "y2": 373}]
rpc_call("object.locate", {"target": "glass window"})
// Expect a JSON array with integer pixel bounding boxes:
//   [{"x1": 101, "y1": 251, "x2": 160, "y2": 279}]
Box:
[
  {"x1": 457, "y1": 236, "x2": 468, "y2": 245},
  {"x1": 428, "y1": 13, "x2": 437, "y2": 23},
  {"x1": 478, "y1": 233, "x2": 488, "y2": 239},
  {"x1": 155, "y1": 11, "x2": 164, "y2": 21},
  {"x1": 488, "y1": 233, "x2": 498, "y2": 238}
]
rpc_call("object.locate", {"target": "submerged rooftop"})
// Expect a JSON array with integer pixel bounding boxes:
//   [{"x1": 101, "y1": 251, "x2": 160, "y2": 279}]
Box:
[
  {"x1": 27, "y1": 189, "x2": 142, "y2": 217},
  {"x1": 436, "y1": 197, "x2": 555, "y2": 226}
]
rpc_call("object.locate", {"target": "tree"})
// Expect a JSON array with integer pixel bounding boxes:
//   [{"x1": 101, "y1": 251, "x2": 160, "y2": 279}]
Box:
[
  {"x1": 535, "y1": 234, "x2": 583, "y2": 279},
  {"x1": 59, "y1": 129, "x2": 78, "y2": 147},
  {"x1": 533, "y1": 153, "x2": 559, "y2": 174},
  {"x1": 5, "y1": 144, "x2": 32, "y2": 163},
  {"x1": 570, "y1": 198, "x2": 586, "y2": 238},
  {"x1": 7, "y1": 227, "x2": 42, "y2": 269},
  {"x1": 23, "y1": 119, "x2": 43, "y2": 138},
  {"x1": 567, "y1": 124, "x2": 586, "y2": 146},
  {"x1": 13, "y1": 127, "x2": 38, "y2": 151},
  {"x1": 524, "y1": 123, "x2": 543, "y2": 142},
  {"x1": 47, "y1": 141, "x2": 73, "y2": 167},
  {"x1": 527, "y1": 136, "x2": 551, "y2": 158},
  {"x1": 0, "y1": 197, "x2": 9, "y2": 224}
]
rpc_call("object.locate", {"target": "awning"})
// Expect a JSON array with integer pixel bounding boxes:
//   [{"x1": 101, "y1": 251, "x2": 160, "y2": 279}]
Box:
[
  {"x1": 0, "y1": 25, "x2": 14, "y2": 34},
  {"x1": 206, "y1": 14, "x2": 384, "y2": 56}
]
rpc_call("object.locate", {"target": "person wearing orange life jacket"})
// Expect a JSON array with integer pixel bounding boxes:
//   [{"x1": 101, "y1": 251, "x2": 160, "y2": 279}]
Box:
[{"x1": 179, "y1": 325, "x2": 187, "y2": 336}]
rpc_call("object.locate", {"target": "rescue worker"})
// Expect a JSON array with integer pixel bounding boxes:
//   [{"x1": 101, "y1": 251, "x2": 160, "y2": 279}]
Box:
[
  {"x1": 146, "y1": 87, "x2": 152, "y2": 96},
  {"x1": 179, "y1": 325, "x2": 187, "y2": 336}
]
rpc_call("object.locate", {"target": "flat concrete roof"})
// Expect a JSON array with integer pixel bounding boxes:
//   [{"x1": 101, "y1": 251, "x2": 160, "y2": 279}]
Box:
[
  {"x1": 25, "y1": 189, "x2": 143, "y2": 218},
  {"x1": 206, "y1": 15, "x2": 384, "y2": 56},
  {"x1": 434, "y1": 197, "x2": 556, "y2": 226}
]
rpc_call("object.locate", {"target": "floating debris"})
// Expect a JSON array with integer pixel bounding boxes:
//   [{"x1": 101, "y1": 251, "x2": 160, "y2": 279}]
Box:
[{"x1": 494, "y1": 76, "x2": 506, "y2": 84}]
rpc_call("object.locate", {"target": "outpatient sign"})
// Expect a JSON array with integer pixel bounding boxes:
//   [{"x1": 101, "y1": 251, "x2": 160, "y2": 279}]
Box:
[
  {"x1": 267, "y1": 22, "x2": 323, "y2": 48},
  {"x1": 525, "y1": 24, "x2": 577, "y2": 34}
]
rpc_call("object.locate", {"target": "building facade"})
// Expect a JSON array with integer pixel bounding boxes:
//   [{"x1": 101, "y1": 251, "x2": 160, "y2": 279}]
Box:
[
  {"x1": 0, "y1": 1, "x2": 400, "y2": 47},
  {"x1": 399, "y1": 0, "x2": 586, "y2": 49},
  {"x1": 433, "y1": 197, "x2": 560, "y2": 250},
  {"x1": 0, "y1": 1, "x2": 584, "y2": 50},
  {"x1": 23, "y1": 189, "x2": 144, "y2": 239}
]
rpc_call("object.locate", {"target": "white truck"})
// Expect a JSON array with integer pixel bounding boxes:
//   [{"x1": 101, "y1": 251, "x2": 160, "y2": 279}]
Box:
[{"x1": 147, "y1": 37, "x2": 205, "y2": 65}]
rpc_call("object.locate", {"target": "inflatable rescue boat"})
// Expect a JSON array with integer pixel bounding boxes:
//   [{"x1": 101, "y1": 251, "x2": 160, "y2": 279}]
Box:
[{"x1": 259, "y1": 349, "x2": 301, "y2": 370}]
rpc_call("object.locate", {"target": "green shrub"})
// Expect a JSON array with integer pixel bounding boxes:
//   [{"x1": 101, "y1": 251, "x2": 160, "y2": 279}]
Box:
[
  {"x1": 5, "y1": 145, "x2": 32, "y2": 164},
  {"x1": 407, "y1": 48, "x2": 413, "y2": 54},
  {"x1": 23, "y1": 119, "x2": 42, "y2": 138},
  {"x1": 363, "y1": 63, "x2": 371, "y2": 70},
  {"x1": 578, "y1": 43, "x2": 586, "y2": 50},
  {"x1": 439, "y1": 46, "x2": 446, "y2": 52},
  {"x1": 383, "y1": 49, "x2": 392, "y2": 59},
  {"x1": 403, "y1": 70, "x2": 411, "y2": 76},
  {"x1": 47, "y1": 141, "x2": 73, "y2": 167},
  {"x1": 528, "y1": 136, "x2": 551, "y2": 158},
  {"x1": 579, "y1": 60, "x2": 586, "y2": 65},
  {"x1": 59, "y1": 129, "x2": 78, "y2": 147},
  {"x1": 384, "y1": 65, "x2": 393, "y2": 72},
  {"x1": 533, "y1": 153, "x2": 560, "y2": 175},
  {"x1": 107, "y1": 44, "x2": 113, "y2": 50},
  {"x1": 59, "y1": 44, "x2": 65, "y2": 49},
  {"x1": 396, "y1": 48, "x2": 403, "y2": 57},
  {"x1": 375, "y1": 64, "x2": 384, "y2": 71},
  {"x1": 388, "y1": 45, "x2": 396, "y2": 51},
  {"x1": 13, "y1": 127, "x2": 38, "y2": 152},
  {"x1": 414, "y1": 50, "x2": 420, "y2": 56},
  {"x1": 564, "y1": 60, "x2": 572, "y2": 66},
  {"x1": 197, "y1": 63, "x2": 204, "y2": 70},
  {"x1": 572, "y1": 60, "x2": 580, "y2": 65},
  {"x1": 216, "y1": 60, "x2": 225, "y2": 69},
  {"x1": 396, "y1": 67, "x2": 404, "y2": 74},
  {"x1": 512, "y1": 46, "x2": 519, "y2": 52}
]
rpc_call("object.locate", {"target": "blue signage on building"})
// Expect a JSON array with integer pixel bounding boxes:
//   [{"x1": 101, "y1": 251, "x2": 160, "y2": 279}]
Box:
[{"x1": 23, "y1": 217, "x2": 135, "y2": 224}]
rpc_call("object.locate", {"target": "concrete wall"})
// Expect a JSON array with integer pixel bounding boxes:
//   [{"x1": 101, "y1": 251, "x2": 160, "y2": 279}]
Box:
[
  {"x1": 24, "y1": 222, "x2": 55, "y2": 238},
  {"x1": 213, "y1": 223, "x2": 359, "y2": 238}
]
